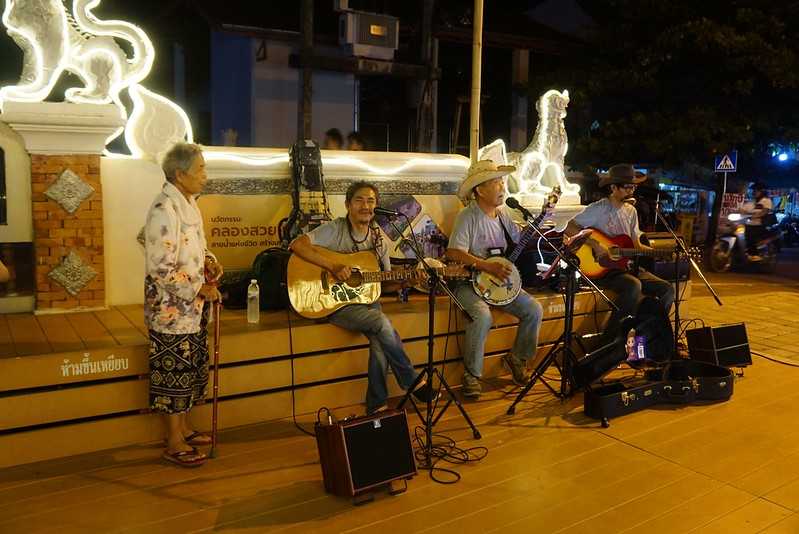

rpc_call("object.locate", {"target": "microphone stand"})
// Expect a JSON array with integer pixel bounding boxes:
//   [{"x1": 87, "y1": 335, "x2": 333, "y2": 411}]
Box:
[
  {"x1": 382, "y1": 213, "x2": 481, "y2": 471},
  {"x1": 506, "y1": 210, "x2": 621, "y2": 415},
  {"x1": 654, "y1": 207, "x2": 722, "y2": 355}
]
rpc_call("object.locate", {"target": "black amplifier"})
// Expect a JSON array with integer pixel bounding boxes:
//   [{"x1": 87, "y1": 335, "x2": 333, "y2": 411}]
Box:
[
  {"x1": 686, "y1": 323, "x2": 752, "y2": 367},
  {"x1": 639, "y1": 232, "x2": 691, "y2": 281},
  {"x1": 315, "y1": 409, "x2": 417, "y2": 499}
]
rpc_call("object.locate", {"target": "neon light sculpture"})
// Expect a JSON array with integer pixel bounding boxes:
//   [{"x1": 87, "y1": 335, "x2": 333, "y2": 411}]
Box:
[
  {"x1": 0, "y1": 0, "x2": 191, "y2": 161},
  {"x1": 479, "y1": 89, "x2": 580, "y2": 206}
]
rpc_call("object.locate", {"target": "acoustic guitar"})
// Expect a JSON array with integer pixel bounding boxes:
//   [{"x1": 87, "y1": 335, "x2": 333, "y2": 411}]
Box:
[
  {"x1": 287, "y1": 249, "x2": 470, "y2": 319},
  {"x1": 573, "y1": 229, "x2": 699, "y2": 280},
  {"x1": 472, "y1": 187, "x2": 561, "y2": 305}
]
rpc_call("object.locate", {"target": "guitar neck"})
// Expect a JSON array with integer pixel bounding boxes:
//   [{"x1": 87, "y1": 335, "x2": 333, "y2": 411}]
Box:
[
  {"x1": 508, "y1": 210, "x2": 548, "y2": 262},
  {"x1": 361, "y1": 268, "x2": 443, "y2": 283},
  {"x1": 617, "y1": 248, "x2": 674, "y2": 258}
]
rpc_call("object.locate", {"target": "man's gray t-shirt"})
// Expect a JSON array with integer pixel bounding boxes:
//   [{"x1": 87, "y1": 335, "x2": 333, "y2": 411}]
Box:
[
  {"x1": 306, "y1": 217, "x2": 391, "y2": 271},
  {"x1": 573, "y1": 198, "x2": 642, "y2": 242},
  {"x1": 448, "y1": 201, "x2": 521, "y2": 259}
]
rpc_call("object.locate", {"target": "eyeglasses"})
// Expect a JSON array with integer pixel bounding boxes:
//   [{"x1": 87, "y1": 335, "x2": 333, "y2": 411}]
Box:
[{"x1": 619, "y1": 184, "x2": 637, "y2": 190}]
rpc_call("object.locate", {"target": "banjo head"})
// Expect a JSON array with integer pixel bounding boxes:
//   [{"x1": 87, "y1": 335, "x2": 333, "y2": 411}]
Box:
[{"x1": 472, "y1": 258, "x2": 522, "y2": 305}]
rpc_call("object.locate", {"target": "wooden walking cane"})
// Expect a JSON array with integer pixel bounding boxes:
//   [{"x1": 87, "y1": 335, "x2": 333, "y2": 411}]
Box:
[{"x1": 209, "y1": 298, "x2": 222, "y2": 458}]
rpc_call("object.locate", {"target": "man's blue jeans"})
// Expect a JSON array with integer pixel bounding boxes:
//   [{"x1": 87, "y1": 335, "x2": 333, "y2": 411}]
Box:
[
  {"x1": 454, "y1": 283, "x2": 544, "y2": 377},
  {"x1": 328, "y1": 302, "x2": 418, "y2": 412}
]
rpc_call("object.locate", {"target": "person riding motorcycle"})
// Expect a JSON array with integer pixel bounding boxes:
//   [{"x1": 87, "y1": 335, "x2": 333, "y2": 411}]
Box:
[{"x1": 744, "y1": 182, "x2": 775, "y2": 261}]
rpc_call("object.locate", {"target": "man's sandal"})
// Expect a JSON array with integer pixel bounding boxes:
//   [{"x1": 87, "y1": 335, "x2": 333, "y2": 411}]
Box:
[{"x1": 162, "y1": 448, "x2": 206, "y2": 467}]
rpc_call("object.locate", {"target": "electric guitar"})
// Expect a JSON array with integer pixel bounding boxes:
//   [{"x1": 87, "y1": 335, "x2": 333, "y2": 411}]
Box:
[
  {"x1": 287, "y1": 249, "x2": 470, "y2": 319},
  {"x1": 573, "y1": 229, "x2": 700, "y2": 280},
  {"x1": 472, "y1": 187, "x2": 561, "y2": 305}
]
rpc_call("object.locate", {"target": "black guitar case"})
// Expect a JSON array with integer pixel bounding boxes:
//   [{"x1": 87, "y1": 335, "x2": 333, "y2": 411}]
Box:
[
  {"x1": 583, "y1": 359, "x2": 734, "y2": 426},
  {"x1": 583, "y1": 378, "x2": 666, "y2": 425},
  {"x1": 660, "y1": 359, "x2": 734, "y2": 403}
]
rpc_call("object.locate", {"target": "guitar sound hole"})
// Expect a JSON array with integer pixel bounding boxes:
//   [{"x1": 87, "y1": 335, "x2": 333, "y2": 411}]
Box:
[{"x1": 346, "y1": 271, "x2": 364, "y2": 287}]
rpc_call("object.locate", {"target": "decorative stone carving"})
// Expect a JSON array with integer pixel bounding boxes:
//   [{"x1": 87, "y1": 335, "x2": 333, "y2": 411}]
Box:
[
  {"x1": 48, "y1": 250, "x2": 97, "y2": 296},
  {"x1": 201, "y1": 177, "x2": 458, "y2": 196},
  {"x1": 0, "y1": 101, "x2": 127, "y2": 155},
  {"x1": 45, "y1": 169, "x2": 94, "y2": 214}
]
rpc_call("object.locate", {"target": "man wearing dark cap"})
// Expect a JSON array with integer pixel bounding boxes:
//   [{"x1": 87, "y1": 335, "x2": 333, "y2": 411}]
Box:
[{"x1": 565, "y1": 163, "x2": 675, "y2": 336}]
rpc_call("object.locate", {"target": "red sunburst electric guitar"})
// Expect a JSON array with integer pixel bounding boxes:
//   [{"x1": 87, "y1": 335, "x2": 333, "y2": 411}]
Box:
[{"x1": 574, "y1": 229, "x2": 699, "y2": 280}]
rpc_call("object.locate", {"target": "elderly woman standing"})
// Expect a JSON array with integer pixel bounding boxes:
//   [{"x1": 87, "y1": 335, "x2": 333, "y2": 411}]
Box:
[{"x1": 144, "y1": 142, "x2": 222, "y2": 467}]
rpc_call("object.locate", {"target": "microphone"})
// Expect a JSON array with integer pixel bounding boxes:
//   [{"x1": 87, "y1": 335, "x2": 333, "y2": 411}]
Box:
[
  {"x1": 373, "y1": 206, "x2": 401, "y2": 217},
  {"x1": 505, "y1": 197, "x2": 534, "y2": 220}
]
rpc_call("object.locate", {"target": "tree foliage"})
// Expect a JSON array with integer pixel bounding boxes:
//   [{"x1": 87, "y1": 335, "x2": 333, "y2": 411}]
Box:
[{"x1": 534, "y1": 1, "x2": 799, "y2": 179}]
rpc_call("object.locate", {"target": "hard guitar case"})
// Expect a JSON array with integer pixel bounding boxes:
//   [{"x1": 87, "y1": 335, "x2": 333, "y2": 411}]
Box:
[
  {"x1": 583, "y1": 377, "x2": 666, "y2": 427},
  {"x1": 659, "y1": 359, "x2": 734, "y2": 404}
]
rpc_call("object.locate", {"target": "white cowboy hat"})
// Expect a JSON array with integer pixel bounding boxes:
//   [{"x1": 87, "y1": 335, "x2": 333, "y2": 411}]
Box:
[{"x1": 457, "y1": 159, "x2": 516, "y2": 203}]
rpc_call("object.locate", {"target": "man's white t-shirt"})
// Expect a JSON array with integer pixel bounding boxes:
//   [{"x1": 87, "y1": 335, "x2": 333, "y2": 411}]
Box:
[{"x1": 749, "y1": 197, "x2": 773, "y2": 226}]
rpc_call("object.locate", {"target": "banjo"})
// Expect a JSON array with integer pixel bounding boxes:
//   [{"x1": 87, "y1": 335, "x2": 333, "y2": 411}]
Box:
[{"x1": 472, "y1": 186, "x2": 561, "y2": 305}]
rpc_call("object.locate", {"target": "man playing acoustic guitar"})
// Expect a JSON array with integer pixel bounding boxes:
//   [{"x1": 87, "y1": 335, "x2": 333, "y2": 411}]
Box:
[
  {"x1": 565, "y1": 163, "x2": 675, "y2": 338},
  {"x1": 446, "y1": 160, "x2": 544, "y2": 399},
  {"x1": 290, "y1": 181, "x2": 438, "y2": 414}
]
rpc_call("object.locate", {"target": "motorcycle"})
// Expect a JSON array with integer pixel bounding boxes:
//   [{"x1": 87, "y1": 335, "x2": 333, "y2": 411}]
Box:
[
  {"x1": 779, "y1": 215, "x2": 799, "y2": 247},
  {"x1": 709, "y1": 213, "x2": 781, "y2": 273}
]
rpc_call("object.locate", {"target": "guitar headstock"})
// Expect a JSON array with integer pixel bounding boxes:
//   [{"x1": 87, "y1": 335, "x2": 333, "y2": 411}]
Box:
[
  {"x1": 687, "y1": 246, "x2": 704, "y2": 261},
  {"x1": 540, "y1": 186, "x2": 562, "y2": 217}
]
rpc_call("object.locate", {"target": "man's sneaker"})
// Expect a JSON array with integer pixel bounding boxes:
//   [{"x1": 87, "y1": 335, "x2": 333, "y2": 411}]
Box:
[
  {"x1": 461, "y1": 373, "x2": 481, "y2": 399},
  {"x1": 502, "y1": 353, "x2": 530, "y2": 386},
  {"x1": 412, "y1": 383, "x2": 441, "y2": 404}
]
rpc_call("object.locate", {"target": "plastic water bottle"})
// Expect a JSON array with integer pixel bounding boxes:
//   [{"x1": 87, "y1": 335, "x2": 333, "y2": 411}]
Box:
[{"x1": 247, "y1": 279, "x2": 260, "y2": 324}]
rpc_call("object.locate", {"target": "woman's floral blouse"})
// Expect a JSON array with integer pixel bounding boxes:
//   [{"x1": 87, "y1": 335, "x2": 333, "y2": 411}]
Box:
[{"x1": 144, "y1": 182, "x2": 214, "y2": 334}]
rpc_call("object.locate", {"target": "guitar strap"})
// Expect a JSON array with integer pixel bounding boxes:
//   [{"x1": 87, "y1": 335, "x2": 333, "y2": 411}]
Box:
[
  {"x1": 497, "y1": 216, "x2": 517, "y2": 257},
  {"x1": 370, "y1": 224, "x2": 388, "y2": 271}
]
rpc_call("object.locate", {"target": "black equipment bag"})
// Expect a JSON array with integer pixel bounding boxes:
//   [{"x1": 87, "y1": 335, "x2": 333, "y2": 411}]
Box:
[
  {"x1": 572, "y1": 294, "x2": 673, "y2": 390},
  {"x1": 660, "y1": 359, "x2": 734, "y2": 404},
  {"x1": 514, "y1": 233, "x2": 562, "y2": 289},
  {"x1": 633, "y1": 295, "x2": 674, "y2": 363},
  {"x1": 219, "y1": 271, "x2": 254, "y2": 310},
  {"x1": 583, "y1": 377, "x2": 666, "y2": 422},
  {"x1": 252, "y1": 247, "x2": 291, "y2": 310},
  {"x1": 571, "y1": 315, "x2": 637, "y2": 391},
  {"x1": 572, "y1": 337, "x2": 627, "y2": 391}
]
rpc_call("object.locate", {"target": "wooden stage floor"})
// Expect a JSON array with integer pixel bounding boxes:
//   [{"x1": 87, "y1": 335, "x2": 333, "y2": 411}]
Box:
[
  {"x1": 0, "y1": 305, "x2": 149, "y2": 358},
  {"x1": 2, "y1": 353, "x2": 799, "y2": 533}
]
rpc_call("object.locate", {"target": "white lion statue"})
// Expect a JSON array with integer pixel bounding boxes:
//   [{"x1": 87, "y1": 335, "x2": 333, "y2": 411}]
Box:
[{"x1": 0, "y1": 0, "x2": 191, "y2": 161}]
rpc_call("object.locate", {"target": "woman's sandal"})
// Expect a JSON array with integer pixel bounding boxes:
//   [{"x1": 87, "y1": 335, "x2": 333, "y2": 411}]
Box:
[
  {"x1": 184, "y1": 431, "x2": 212, "y2": 446},
  {"x1": 162, "y1": 448, "x2": 206, "y2": 467},
  {"x1": 162, "y1": 431, "x2": 213, "y2": 447}
]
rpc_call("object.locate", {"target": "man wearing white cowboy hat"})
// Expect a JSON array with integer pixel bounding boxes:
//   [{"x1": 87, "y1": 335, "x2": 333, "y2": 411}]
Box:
[
  {"x1": 565, "y1": 163, "x2": 675, "y2": 336},
  {"x1": 446, "y1": 160, "x2": 544, "y2": 399}
]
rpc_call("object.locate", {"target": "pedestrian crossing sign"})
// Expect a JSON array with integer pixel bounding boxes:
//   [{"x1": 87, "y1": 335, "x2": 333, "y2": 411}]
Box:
[{"x1": 715, "y1": 151, "x2": 737, "y2": 172}]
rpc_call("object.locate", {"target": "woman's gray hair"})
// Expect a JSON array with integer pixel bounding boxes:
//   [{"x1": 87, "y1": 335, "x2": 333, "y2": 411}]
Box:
[{"x1": 162, "y1": 142, "x2": 203, "y2": 182}]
